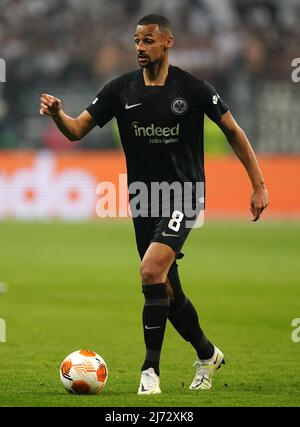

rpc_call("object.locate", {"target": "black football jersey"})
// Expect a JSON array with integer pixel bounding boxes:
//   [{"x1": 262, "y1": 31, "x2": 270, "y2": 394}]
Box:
[{"x1": 86, "y1": 65, "x2": 228, "y2": 204}]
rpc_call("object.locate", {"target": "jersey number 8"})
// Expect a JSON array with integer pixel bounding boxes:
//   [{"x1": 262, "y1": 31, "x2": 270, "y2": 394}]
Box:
[{"x1": 168, "y1": 210, "x2": 184, "y2": 232}]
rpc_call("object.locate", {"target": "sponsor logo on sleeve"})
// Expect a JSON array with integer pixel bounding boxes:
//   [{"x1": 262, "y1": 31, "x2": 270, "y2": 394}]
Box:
[{"x1": 212, "y1": 94, "x2": 220, "y2": 105}]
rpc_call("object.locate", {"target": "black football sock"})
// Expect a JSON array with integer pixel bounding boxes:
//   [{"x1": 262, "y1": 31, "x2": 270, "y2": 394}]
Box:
[
  {"x1": 167, "y1": 262, "x2": 214, "y2": 360},
  {"x1": 141, "y1": 283, "x2": 169, "y2": 376},
  {"x1": 169, "y1": 298, "x2": 215, "y2": 360}
]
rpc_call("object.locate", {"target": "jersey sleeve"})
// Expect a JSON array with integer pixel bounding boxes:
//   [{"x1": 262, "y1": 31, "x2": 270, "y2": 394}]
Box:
[
  {"x1": 197, "y1": 79, "x2": 229, "y2": 123},
  {"x1": 86, "y1": 80, "x2": 117, "y2": 128}
]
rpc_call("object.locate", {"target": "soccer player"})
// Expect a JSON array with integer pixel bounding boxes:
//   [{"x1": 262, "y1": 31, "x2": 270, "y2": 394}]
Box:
[{"x1": 40, "y1": 14, "x2": 269, "y2": 395}]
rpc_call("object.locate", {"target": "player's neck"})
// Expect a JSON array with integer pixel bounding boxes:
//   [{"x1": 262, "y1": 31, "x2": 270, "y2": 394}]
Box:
[{"x1": 143, "y1": 61, "x2": 170, "y2": 86}]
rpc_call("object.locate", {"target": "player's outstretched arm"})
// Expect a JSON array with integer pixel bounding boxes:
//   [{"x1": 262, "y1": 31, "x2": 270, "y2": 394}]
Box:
[
  {"x1": 40, "y1": 93, "x2": 96, "y2": 141},
  {"x1": 218, "y1": 111, "x2": 269, "y2": 221}
]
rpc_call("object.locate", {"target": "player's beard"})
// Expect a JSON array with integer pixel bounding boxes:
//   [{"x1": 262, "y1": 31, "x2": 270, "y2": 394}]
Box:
[
  {"x1": 137, "y1": 55, "x2": 151, "y2": 68},
  {"x1": 137, "y1": 55, "x2": 163, "y2": 69}
]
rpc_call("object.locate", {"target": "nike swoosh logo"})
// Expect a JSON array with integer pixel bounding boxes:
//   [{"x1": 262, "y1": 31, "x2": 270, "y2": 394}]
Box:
[
  {"x1": 125, "y1": 102, "x2": 142, "y2": 110},
  {"x1": 141, "y1": 384, "x2": 149, "y2": 392},
  {"x1": 192, "y1": 378, "x2": 205, "y2": 389},
  {"x1": 145, "y1": 325, "x2": 161, "y2": 330},
  {"x1": 213, "y1": 354, "x2": 219, "y2": 365},
  {"x1": 161, "y1": 231, "x2": 179, "y2": 237}
]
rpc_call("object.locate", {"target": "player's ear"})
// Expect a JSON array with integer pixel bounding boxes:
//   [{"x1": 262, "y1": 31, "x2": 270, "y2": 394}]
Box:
[{"x1": 166, "y1": 35, "x2": 174, "y2": 49}]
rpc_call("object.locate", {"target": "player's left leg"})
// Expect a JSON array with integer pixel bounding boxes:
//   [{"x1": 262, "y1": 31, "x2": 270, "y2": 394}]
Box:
[
  {"x1": 137, "y1": 242, "x2": 175, "y2": 395},
  {"x1": 167, "y1": 263, "x2": 215, "y2": 359},
  {"x1": 167, "y1": 263, "x2": 225, "y2": 390}
]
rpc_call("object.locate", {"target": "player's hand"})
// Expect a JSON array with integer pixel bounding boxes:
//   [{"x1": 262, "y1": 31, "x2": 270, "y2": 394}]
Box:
[
  {"x1": 40, "y1": 94, "x2": 62, "y2": 116},
  {"x1": 250, "y1": 187, "x2": 269, "y2": 221}
]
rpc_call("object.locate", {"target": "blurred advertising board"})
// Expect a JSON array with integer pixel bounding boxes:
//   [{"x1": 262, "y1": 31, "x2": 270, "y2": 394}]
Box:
[{"x1": 0, "y1": 151, "x2": 299, "y2": 220}]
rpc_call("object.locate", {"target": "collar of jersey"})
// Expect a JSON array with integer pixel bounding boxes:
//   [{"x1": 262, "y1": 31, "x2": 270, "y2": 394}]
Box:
[{"x1": 138, "y1": 65, "x2": 174, "y2": 98}]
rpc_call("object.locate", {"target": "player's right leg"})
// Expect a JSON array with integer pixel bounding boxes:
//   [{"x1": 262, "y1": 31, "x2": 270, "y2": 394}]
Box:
[{"x1": 137, "y1": 242, "x2": 176, "y2": 395}]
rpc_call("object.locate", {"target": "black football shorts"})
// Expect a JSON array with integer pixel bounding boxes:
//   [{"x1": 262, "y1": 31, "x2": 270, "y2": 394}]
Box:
[{"x1": 132, "y1": 208, "x2": 199, "y2": 260}]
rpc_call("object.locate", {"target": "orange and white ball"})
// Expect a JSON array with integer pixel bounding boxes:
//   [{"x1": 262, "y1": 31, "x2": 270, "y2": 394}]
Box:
[{"x1": 60, "y1": 349, "x2": 108, "y2": 394}]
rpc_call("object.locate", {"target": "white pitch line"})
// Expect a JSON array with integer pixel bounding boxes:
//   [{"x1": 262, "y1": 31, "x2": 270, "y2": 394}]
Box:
[{"x1": 0, "y1": 282, "x2": 8, "y2": 293}]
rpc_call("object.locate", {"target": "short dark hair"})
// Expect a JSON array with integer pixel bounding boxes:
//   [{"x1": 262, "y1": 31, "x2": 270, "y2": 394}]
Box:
[{"x1": 137, "y1": 14, "x2": 172, "y2": 34}]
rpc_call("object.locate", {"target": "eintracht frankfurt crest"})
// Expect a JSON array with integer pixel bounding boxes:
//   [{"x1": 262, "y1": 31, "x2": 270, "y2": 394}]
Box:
[{"x1": 171, "y1": 98, "x2": 188, "y2": 115}]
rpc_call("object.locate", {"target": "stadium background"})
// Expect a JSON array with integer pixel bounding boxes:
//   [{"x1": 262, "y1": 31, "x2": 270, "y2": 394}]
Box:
[{"x1": 0, "y1": 0, "x2": 300, "y2": 407}]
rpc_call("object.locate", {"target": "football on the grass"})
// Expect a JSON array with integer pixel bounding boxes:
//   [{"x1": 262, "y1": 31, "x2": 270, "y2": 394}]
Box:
[{"x1": 60, "y1": 349, "x2": 108, "y2": 394}]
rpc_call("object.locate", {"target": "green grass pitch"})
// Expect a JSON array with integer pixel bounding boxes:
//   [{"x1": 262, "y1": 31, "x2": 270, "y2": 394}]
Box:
[{"x1": 0, "y1": 220, "x2": 299, "y2": 407}]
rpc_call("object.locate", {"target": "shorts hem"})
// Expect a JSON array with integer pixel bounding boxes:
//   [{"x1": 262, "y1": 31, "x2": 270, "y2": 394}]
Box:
[{"x1": 150, "y1": 237, "x2": 184, "y2": 259}]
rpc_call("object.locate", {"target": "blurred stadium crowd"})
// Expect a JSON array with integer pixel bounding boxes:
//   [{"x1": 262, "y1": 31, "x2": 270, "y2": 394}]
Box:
[{"x1": 0, "y1": 0, "x2": 299, "y2": 151}]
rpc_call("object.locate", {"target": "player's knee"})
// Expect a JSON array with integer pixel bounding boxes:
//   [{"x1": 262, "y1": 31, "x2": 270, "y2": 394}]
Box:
[{"x1": 140, "y1": 260, "x2": 166, "y2": 284}]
